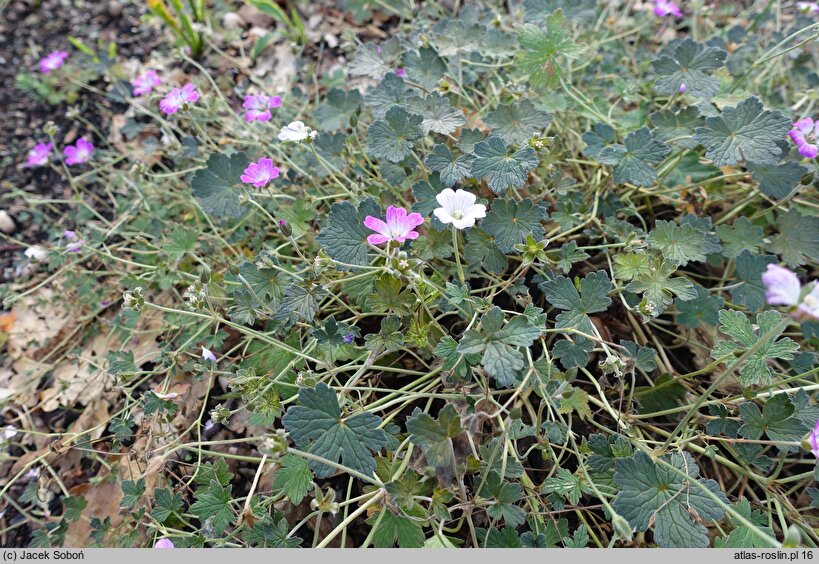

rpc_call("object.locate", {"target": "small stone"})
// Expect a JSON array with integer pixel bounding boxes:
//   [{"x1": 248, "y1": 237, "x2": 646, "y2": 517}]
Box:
[
  {"x1": 107, "y1": 0, "x2": 123, "y2": 17},
  {"x1": 222, "y1": 12, "x2": 245, "y2": 30},
  {"x1": 0, "y1": 211, "x2": 15, "y2": 234}
]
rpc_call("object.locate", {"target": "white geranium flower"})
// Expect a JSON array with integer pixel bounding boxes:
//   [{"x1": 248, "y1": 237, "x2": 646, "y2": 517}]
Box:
[
  {"x1": 24, "y1": 245, "x2": 48, "y2": 261},
  {"x1": 433, "y1": 188, "x2": 486, "y2": 230},
  {"x1": 3, "y1": 425, "x2": 18, "y2": 439},
  {"x1": 278, "y1": 121, "x2": 318, "y2": 142}
]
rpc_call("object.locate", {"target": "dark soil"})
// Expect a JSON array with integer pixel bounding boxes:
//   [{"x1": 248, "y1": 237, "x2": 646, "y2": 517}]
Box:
[{"x1": 0, "y1": 0, "x2": 160, "y2": 280}]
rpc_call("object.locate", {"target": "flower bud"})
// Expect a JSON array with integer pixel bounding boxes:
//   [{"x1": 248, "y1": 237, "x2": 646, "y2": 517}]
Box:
[{"x1": 278, "y1": 218, "x2": 292, "y2": 237}]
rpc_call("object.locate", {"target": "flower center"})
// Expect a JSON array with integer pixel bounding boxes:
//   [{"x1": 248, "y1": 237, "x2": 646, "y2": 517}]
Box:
[{"x1": 452, "y1": 211, "x2": 464, "y2": 220}]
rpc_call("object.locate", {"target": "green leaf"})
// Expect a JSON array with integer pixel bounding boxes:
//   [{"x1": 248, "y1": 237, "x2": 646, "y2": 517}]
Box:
[
  {"x1": 587, "y1": 433, "x2": 633, "y2": 473},
  {"x1": 367, "y1": 106, "x2": 424, "y2": 163},
  {"x1": 749, "y1": 162, "x2": 808, "y2": 199},
  {"x1": 275, "y1": 281, "x2": 327, "y2": 323},
  {"x1": 716, "y1": 217, "x2": 764, "y2": 258},
  {"x1": 62, "y1": 495, "x2": 87, "y2": 523},
  {"x1": 581, "y1": 123, "x2": 615, "y2": 158},
  {"x1": 410, "y1": 177, "x2": 443, "y2": 217},
  {"x1": 540, "y1": 270, "x2": 612, "y2": 335},
  {"x1": 425, "y1": 144, "x2": 475, "y2": 187},
  {"x1": 465, "y1": 229, "x2": 508, "y2": 274},
  {"x1": 120, "y1": 478, "x2": 145, "y2": 509},
  {"x1": 652, "y1": 39, "x2": 726, "y2": 99},
  {"x1": 273, "y1": 454, "x2": 313, "y2": 505},
  {"x1": 165, "y1": 227, "x2": 197, "y2": 260},
  {"x1": 311, "y1": 315, "x2": 360, "y2": 347},
  {"x1": 470, "y1": 136, "x2": 540, "y2": 194},
  {"x1": 542, "y1": 468, "x2": 583, "y2": 506},
  {"x1": 434, "y1": 335, "x2": 477, "y2": 381},
  {"x1": 621, "y1": 257, "x2": 697, "y2": 318},
  {"x1": 621, "y1": 340, "x2": 658, "y2": 372},
  {"x1": 249, "y1": 518, "x2": 303, "y2": 548},
  {"x1": 650, "y1": 106, "x2": 703, "y2": 149},
  {"x1": 194, "y1": 458, "x2": 234, "y2": 487},
  {"x1": 366, "y1": 274, "x2": 414, "y2": 315},
  {"x1": 314, "y1": 88, "x2": 362, "y2": 131},
  {"x1": 597, "y1": 128, "x2": 669, "y2": 187},
  {"x1": 552, "y1": 336, "x2": 594, "y2": 369},
  {"x1": 367, "y1": 510, "x2": 425, "y2": 548},
  {"x1": 483, "y1": 471, "x2": 526, "y2": 527},
  {"x1": 190, "y1": 479, "x2": 234, "y2": 534},
  {"x1": 456, "y1": 306, "x2": 540, "y2": 387},
  {"x1": 151, "y1": 488, "x2": 183, "y2": 523},
  {"x1": 282, "y1": 382, "x2": 387, "y2": 478},
  {"x1": 107, "y1": 350, "x2": 136, "y2": 375},
  {"x1": 767, "y1": 208, "x2": 819, "y2": 268},
  {"x1": 614, "y1": 451, "x2": 728, "y2": 548},
  {"x1": 407, "y1": 93, "x2": 466, "y2": 135},
  {"x1": 316, "y1": 198, "x2": 382, "y2": 268},
  {"x1": 363, "y1": 72, "x2": 415, "y2": 117},
  {"x1": 484, "y1": 100, "x2": 552, "y2": 146},
  {"x1": 554, "y1": 241, "x2": 590, "y2": 273},
  {"x1": 693, "y1": 97, "x2": 791, "y2": 166},
  {"x1": 731, "y1": 251, "x2": 776, "y2": 311},
  {"x1": 364, "y1": 315, "x2": 405, "y2": 352},
  {"x1": 738, "y1": 394, "x2": 806, "y2": 453},
  {"x1": 403, "y1": 46, "x2": 447, "y2": 89},
  {"x1": 647, "y1": 219, "x2": 722, "y2": 266},
  {"x1": 515, "y1": 11, "x2": 582, "y2": 89},
  {"x1": 711, "y1": 310, "x2": 799, "y2": 387},
  {"x1": 714, "y1": 498, "x2": 777, "y2": 548},
  {"x1": 192, "y1": 152, "x2": 249, "y2": 218},
  {"x1": 481, "y1": 198, "x2": 548, "y2": 253},
  {"x1": 406, "y1": 404, "x2": 462, "y2": 467},
  {"x1": 675, "y1": 285, "x2": 723, "y2": 328}
]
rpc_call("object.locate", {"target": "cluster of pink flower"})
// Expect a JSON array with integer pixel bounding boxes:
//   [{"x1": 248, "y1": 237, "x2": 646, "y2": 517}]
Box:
[
  {"x1": 25, "y1": 139, "x2": 94, "y2": 168},
  {"x1": 38, "y1": 50, "x2": 69, "y2": 74}
]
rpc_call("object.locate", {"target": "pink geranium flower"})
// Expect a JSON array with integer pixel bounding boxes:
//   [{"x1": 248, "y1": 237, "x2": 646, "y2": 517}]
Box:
[
  {"x1": 63, "y1": 230, "x2": 83, "y2": 253},
  {"x1": 809, "y1": 418, "x2": 819, "y2": 459},
  {"x1": 63, "y1": 139, "x2": 94, "y2": 166},
  {"x1": 363, "y1": 206, "x2": 424, "y2": 245},
  {"x1": 242, "y1": 94, "x2": 282, "y2": 123},
  {"x1": 39, "y1": 50, "x2": 68, "y2": 74},
  {"x1": 797, "y1": 2, "x2": 819, "y2": 14},
  {"x1": 789, "y1": 117, "x2": 819, "y2": 159},
  {"x1": 133, "y1": 70, "x2": 162, "y2": 97},
  {"x1": 762, "y1": 264, "x2": 819, "y2": 320},
  {"x1": 26, "y1": 142, "x2": 52, "y2": 167},
  {"x1": 159, "y1": 83, "x2": 199, "y2": 115},
  {"x1": 240, "y1": 157, "x2": 279, "y2": 188},
  {"x1": 653, "y1": 0, "x2": 683, "y2": 17},
  {"x1": 154, "y1": 539, "x2": 175, "y2": 549},
  {"x1": 395, "y1": 68, "x2": 407, "y2": 78}
]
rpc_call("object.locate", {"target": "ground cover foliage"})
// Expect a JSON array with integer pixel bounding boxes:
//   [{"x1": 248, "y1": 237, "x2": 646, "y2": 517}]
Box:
[{"x1": 2, "y1": 0, "x2": 819, "y2": 549}]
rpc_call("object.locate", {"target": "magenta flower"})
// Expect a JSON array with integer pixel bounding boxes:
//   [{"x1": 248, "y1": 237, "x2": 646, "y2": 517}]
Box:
[
  {"x1": 789, "y1": 117, "x2": 819, "y2": 159},
  {"x1": 39, "y1": 50, "x2": 68, "y2": 74},
  {"x1": 63, "y1": 230, "x2": 83, "y2": 253},
  {"x1": 26, "y1": 142, "x2": 52, "y2": 167},
  {"x1": 63, "y1": 139, "x2": 94, "y2": 166},
  {"x1": 133, "y1": 70, "x2": 162, "y2": 97},
  {"x1": 809, "y1": 418, "x2": 819, "y2": 459},
  {"x1": 679, "y1": 83, "x2": 687, "y2": 94},
  {"x1": 240, "y1": 158, "x2": 279, "y2": 188},
  {"x1": 242, "y1": 94, "x2": 282, "y2": 123},
  {"x1": 159, "y1": 83, "x2": 199, "y2": 115},
  {"x1": 363, "y1": 206, "x2": 424, "y2": 245},
  {"x1": 653, "y1": 0, "x2": 683, "y2": 17},
  {"x1": 395, "y1": 68, "x2": 407, "y2": 78},
  {"x1": 154, "y1": 539, "x2": 175, "y2": 549},
  {"x1": 762, "y1": 264, "x2": 802, "y2": 306}
]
